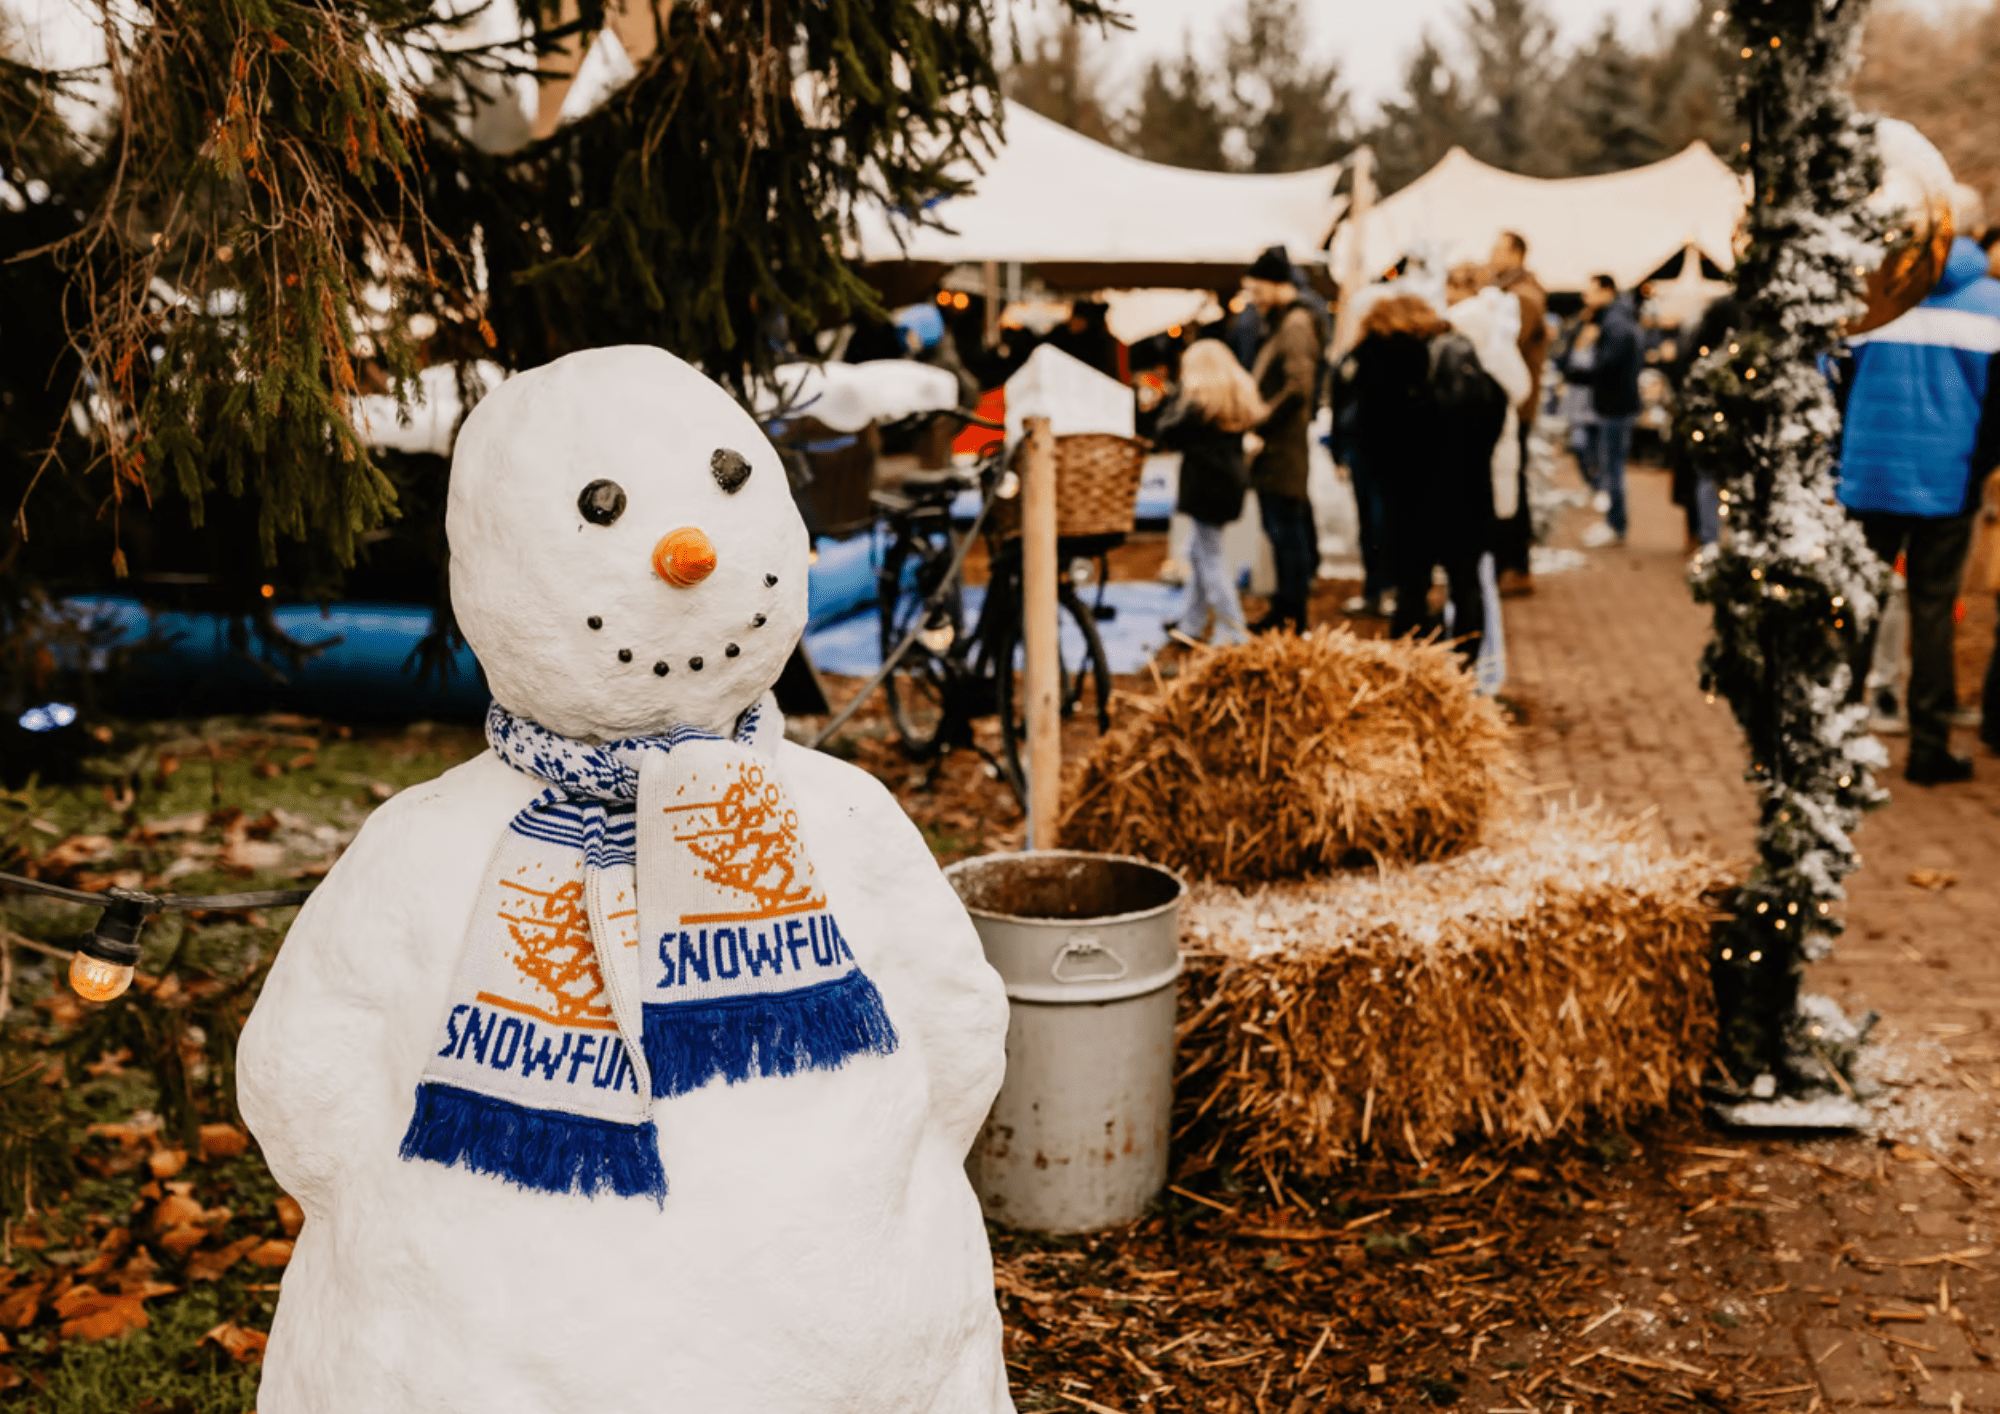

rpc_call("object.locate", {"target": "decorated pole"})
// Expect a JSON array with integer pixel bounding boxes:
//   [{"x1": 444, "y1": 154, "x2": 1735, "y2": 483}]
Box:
[{"x1": 1682, "y1": 0, "x2": 1891, "y2": 1112}]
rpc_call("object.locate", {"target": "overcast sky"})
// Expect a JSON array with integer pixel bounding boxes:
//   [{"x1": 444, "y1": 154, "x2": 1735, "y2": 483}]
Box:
[{"x1": 1070, "y1": 0, "x2": 1980, "y2": 113}]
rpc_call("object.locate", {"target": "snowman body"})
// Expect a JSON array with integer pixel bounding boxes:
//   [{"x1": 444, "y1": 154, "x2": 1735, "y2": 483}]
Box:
[{"x1": 237, "y1": 348, "x2": 1014, "y2": 1413}]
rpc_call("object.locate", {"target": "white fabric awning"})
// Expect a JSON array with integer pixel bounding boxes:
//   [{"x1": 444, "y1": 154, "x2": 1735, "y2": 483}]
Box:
[
  {"x1": 853, "y1": 101, "x2": 1347, "y2": 273},
  {"x1": 1332, "y1": 143, "x2": 1749, "y2": 293},
  {"x1": 751, "y1": 360, "x2": 961, "y2": 433}
]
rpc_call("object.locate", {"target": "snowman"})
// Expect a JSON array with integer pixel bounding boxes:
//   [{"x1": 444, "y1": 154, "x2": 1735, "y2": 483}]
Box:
[{"x1": 237, "y1": 346, "x2": 1015, "y2": 1413}]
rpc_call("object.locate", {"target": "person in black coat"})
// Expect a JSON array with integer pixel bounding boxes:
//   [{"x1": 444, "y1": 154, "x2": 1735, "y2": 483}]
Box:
[
  {"x1": 1156, "y1": 338, "x2": 1268, "y2": 644},
  {"x1": 1351, "y1": 294, "x2": 1508, "y2": 662}
]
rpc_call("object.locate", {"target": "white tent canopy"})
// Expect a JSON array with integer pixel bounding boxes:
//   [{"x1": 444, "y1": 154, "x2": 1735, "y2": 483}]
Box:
[
  {"x1": 852, "y1": 101, "x2": 1346, "y2": 276},
  {"x1": 1332, "y1": 143, "x2": 1749, "y2": 293}
]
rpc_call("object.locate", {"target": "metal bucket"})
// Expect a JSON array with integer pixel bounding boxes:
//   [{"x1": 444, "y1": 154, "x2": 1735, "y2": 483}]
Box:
[{"x1": 945, "y1": 850, "x2": 1184, "y2": 1233}]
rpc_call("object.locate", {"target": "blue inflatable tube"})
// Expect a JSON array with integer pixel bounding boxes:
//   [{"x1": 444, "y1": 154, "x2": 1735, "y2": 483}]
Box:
[{"x1": 57, "y1": 532, "x2": 887, "y2": 719}]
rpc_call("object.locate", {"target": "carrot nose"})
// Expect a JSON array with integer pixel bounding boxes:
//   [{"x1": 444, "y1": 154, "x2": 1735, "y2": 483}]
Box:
[{"x1": 653, "y1": 526, "x2": 717, "y2": 587}]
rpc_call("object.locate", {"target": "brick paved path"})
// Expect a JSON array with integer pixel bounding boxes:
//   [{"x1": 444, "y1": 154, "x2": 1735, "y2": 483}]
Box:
[{"x1": 1504, "y1": 461, "x2": 2000, "y2": 1412}]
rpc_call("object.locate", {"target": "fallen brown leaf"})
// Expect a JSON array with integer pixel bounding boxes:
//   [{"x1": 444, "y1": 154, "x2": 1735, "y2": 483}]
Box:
[
  {"x1": 39, "y1": 834, "x2": 114, "y2": 871},
  {"x1": 153, "y1": 1193, "x2": 206, "y2": 1231},
  {"x1": 148, "y1": 1148, "x2": 187, "y2": 1180},
  {"x1": 157, "y1": 1224, "x2": 208, "y2": 1258},
  {"x1": 188, "y1": 1236, "x2": 264, "y2": 1283},
  {"x1": 75, "y1": 869, "x2": 145, "y2": 893},
  {"x1": 201, "y1": 1320, "x2": 268, "y2": 1364},
  {"x1": 54, "y1": 1286, "x2": 152, "y2": 1341},
  {"x1": 0, "y1": 1283, "x2": 45, "y2": 1329},
  {"x1": 245, "y1": 1239, "x2": 294, "y2": 1269},
  {"x1": 1909, "y1": 868, "x2": 1959, "y2": 891},
  {"x1": 137, "y1": 812, "x2": 208, "y2": 840},
  {"x1": 199, "y1": 1123, "x2": 249, "y2": 1161},
  {"x1": 275, "y1": 1195, "x2": 305, "y2": 1238},
  {"x1": 84, "y1": 1048, "x2": 133, "y2": 1078},
  {"x1": 75, "y1": 1227, "x2": 132, "y2": 1277}
]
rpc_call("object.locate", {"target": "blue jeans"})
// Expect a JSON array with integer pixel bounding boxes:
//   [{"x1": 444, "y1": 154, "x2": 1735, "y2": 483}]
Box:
[
  {"x1": 1180, "y1": 520, "x2": 1248, "y2": 644},
  {"x1": 1258, "y1": 490, "x2": 1317, "y2": 614},
  {"x1": 1571, "y1": 420, "x2": 1602, "y2": 489},
  {"x1": 1595, "y1": 414, "x2": 1634, "y2": 538},
  {"x1": 1347, "y1": 448, "x2": 1393, "y2": 597}
]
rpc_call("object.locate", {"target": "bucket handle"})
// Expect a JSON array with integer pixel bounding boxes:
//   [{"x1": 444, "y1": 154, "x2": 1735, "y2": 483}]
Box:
[{"x1": 1051, "y1": 933, "x2": 1129, "y2": 985}]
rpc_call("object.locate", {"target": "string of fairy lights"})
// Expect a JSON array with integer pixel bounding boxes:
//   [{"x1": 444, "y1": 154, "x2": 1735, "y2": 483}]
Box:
[{"x1": 1677, "y1": 0, "x2": 1891, "y2": 1090}]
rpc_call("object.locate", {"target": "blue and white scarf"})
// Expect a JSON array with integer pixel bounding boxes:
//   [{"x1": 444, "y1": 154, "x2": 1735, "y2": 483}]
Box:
[{"x1": 398, "y1": 698, "x2": 899, "y2": 1202}]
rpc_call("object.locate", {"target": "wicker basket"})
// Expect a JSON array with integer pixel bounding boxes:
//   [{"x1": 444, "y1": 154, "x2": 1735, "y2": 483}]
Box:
[{"x1": 994, "y1": 433, "x2": 1150, "y2": 541}]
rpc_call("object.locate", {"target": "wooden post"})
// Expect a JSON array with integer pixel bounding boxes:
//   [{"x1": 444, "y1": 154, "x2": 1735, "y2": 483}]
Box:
[
  {"x1": 982, "y1": 259, "x2": 1001, "y2": 349},
  {"x1": 1021, "y1": 416, "x2": 1061, "y2": 850}
]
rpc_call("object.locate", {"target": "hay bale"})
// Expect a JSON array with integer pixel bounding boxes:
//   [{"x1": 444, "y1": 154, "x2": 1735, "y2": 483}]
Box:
[
  {"x1": 1172, "y1": 807, "x2": 1728, "y2": 1180},
  {"x1": 1059, "y1": 631, "x2": 1512, "y2": 885}
]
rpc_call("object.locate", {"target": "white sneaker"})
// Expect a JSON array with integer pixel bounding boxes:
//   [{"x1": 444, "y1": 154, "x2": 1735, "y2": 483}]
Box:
[
  {"x1": 1592, "y1": 490, "x2": 1610, "y2": 514},
  {"x1": 1580, "y1": 520, "x2": 1624, "y2": 549}
]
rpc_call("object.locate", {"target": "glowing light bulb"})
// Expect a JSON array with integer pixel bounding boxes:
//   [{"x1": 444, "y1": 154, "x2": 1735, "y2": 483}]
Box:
[
  {"x1": 70, "y1": 951, "x2": 135, "y2": 1002},
  {"x1": 1787, "y1": 902, "x2": 1798, "y2": 915},
  {"x1": 1756, "y1": 902, "x2": 1768, "y2": 914},
  {"x1": 1692, "y1": 430, "x2": 1705, "y2": 442},
  {"x1": 1837, "y1": 776, "x2": 1850, "y2": 787},
  {"x1": 1775, "y1": 919, "x2": 1786, "y2": 930},
  {"x1": 1749, "y1": 951, "x2": 1763, "y2": 962},
  {"x1": 1818, "y1": 903, "x2": 1831, "y2": 915},
  {"x1": 1720, "y1": 947, "x2": 1734, "y2": 961}
]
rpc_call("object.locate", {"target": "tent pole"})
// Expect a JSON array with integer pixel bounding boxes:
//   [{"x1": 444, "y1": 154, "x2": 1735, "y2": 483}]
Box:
[
  {"x1": 1331, "y1": 145, "x2": 1375, "y2": 362},
  {"x1": 983, "y1": 259, "x2": 1001, "y2": 349}
]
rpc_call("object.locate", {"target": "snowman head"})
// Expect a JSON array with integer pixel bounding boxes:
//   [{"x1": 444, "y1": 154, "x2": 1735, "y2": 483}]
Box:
[{"x1": 447, "y1": 346, "x2": 810, "y2": 741}]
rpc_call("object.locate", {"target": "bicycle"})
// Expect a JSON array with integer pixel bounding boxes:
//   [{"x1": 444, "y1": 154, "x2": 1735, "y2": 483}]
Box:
[{"x1": 811, "y1": 415, "x2": 1116, "y2": 808}]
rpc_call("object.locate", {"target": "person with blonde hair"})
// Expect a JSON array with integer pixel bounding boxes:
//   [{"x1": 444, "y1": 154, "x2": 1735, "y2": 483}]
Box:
[{"x1": 1156, "y1": 337, "x2": 1269, "y2": 644}]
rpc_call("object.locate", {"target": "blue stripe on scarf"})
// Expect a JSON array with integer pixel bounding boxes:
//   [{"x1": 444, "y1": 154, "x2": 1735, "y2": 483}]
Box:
[
  {"x1": 641, "y1": 971, "x2": 900, "y2": 1099},
  {"x1": 399, "y1": 1083, "x2": 668, "y2": 1203},
  {"x1": 509, "y1": 797, "x2": 638, "y2": 869}
]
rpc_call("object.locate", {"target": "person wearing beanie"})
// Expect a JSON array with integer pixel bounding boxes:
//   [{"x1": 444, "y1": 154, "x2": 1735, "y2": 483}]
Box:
[{"x1": 1243, "y1": 244, "x2": 1324, "y2": 634}]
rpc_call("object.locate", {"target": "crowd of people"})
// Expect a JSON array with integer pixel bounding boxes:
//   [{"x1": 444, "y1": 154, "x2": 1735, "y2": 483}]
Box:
[
  {"x1": 1142, "y1": 223, "x2": 2000, "y2": 784},
  {"x1": 853, "y1": 215, "x2": 2000, "y2": 780}
]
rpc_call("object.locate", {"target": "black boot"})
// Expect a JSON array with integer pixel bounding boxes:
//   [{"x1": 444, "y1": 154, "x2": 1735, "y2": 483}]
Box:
[
  {"x1": 1248, "y1": 599, "x2": 1290, "y2": 635},
  {"x1": 1906, "y1": 749, "x2": 1974, "y2": 785}
]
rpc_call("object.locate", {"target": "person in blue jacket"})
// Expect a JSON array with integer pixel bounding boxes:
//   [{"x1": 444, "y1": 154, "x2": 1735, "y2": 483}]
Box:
[
  {"x1": 1840, "y1": 235, "x2": 2000, "y2": 785},
  {"x1": 1562, "y1": 274, "x2": 1643, "y2": 547}
]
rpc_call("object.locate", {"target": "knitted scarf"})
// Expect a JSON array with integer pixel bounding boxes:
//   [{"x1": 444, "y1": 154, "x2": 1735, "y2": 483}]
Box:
[{"x1": 398, "y1": 698, "x2": 899, "y2": 1202}]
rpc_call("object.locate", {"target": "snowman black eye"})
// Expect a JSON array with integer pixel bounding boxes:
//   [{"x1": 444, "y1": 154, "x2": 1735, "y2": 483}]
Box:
[
  {"x1": 578, "y1": 480, "x2": 626, "y2": 526},
  {"x1": 711, "y1": 448, "x2": 752, "y2": 494}
]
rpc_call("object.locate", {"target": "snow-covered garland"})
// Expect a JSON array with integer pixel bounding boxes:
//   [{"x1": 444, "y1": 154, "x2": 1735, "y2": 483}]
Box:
[{"x1": 1680, "y1": 0, "x2": 1890, "y2": 1091}]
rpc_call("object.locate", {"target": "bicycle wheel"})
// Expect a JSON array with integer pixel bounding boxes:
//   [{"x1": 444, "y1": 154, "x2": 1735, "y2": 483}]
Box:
[
  {"x1": 878, "y1": 523, "x2": 965, "y2": 759},
  {"x1": 995, "y1": 580, "x2": 1114, "y2": 808}
]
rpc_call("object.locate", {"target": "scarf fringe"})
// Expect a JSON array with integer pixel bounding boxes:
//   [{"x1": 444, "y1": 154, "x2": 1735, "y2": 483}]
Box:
[
  {"x1": 642, "y1": 971, "x2": 900, "y2": 1099},
  {"x1": 400, "y1": 1083, "x2": 669, "y2": 1204}
]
